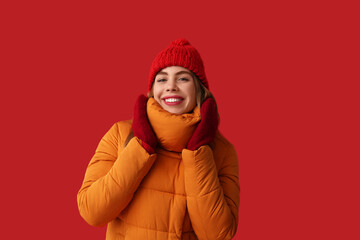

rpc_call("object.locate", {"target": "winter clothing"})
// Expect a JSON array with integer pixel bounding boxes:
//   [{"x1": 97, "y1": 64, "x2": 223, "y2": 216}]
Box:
[
  {"x1": 132, "y1": 95, "x2": 157, "y2": 154},
  {"x1": 147, "y1": 98, "x2": 201, "y2": 153},
  {"x1": 148, "y1": 39, "x2": 209, "y2": 91},
  {"x1": 77, "y1": 97, "x2": 240, "y2": 239},
  {"x1": 187, "y1": 97, "x2": 219, "y2": 151}
]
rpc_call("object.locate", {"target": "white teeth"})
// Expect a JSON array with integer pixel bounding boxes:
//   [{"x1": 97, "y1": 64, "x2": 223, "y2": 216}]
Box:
[{"x1": 164, "y1": 98, "x2": 182, "y2": 103}]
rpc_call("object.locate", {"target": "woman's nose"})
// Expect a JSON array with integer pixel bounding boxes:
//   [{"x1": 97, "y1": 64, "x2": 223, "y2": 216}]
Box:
[{"x1": 166, "y1": 79, "x2": 178, "y2": 92}]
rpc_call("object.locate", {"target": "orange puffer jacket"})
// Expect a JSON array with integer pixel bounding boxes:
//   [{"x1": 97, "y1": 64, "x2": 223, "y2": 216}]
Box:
[{"x1": 77, "y1": 98, "x2": 240, "y2": 240}]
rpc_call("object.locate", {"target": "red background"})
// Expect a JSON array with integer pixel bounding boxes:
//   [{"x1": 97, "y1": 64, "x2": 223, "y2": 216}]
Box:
[{"x1": 1, "y1": 0, "x2": 359, "y2": 239}]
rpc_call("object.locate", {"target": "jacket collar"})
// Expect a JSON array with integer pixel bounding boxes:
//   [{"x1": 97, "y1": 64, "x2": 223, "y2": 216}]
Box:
[{"x1": 147, "y1": 97, "x2": 200, "y2": 153}]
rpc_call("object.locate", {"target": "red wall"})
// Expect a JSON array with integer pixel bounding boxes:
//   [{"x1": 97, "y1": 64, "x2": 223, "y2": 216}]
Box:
[{"x1": 1, "y1": 0, "x2": 358, "y2": 239}]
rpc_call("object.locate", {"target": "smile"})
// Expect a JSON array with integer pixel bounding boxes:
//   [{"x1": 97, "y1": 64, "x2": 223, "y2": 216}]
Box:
[
  {"x1": 164, "y1": 98, "x2": 182, "y2": 103},
  {"x1": 162, "y1": 96, "x2": 184, "y2": 106}
]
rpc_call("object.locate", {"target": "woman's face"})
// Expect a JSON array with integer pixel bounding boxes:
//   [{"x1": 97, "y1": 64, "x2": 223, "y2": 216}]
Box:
[{"x1": 152, "y1": 66, "x2": 196, "y2": 115}]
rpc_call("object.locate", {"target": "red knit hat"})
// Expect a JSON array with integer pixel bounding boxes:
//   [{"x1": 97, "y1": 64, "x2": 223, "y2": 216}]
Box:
[{"x1": 148, "y1": 39, "x2": 208, "y2": 91}]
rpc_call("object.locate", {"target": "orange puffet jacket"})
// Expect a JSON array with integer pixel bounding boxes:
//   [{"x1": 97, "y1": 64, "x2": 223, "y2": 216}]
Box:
[{"x1": 77, "y1": 98, "x2": 240, "y2": 240}]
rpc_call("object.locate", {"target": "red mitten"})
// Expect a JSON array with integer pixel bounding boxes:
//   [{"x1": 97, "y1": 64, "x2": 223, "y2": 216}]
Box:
[
  {"x1": 187, "y1": 98, "x2": 219, "y2": 151},
  {"x1": 132, "y1": 95, "x2": 158, "y2": 154}
]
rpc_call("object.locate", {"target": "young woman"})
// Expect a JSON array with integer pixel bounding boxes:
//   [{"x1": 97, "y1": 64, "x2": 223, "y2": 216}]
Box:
[{"x1": 77, "y1": 39, "x2": 240, "y2": 240}]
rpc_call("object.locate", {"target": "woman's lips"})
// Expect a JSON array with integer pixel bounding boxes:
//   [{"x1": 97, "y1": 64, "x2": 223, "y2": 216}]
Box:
[{"x1": 162, "y1": 96, "x2": 184, "y2": 106}]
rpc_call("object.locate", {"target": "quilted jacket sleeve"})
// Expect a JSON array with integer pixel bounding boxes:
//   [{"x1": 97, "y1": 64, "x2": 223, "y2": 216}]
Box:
[
  {"x1": 77, "y1": 122, "x2": 156, "y2": 227},
  {"x1": 182, "y1": 142, "x2": 240, "y2": 240}
]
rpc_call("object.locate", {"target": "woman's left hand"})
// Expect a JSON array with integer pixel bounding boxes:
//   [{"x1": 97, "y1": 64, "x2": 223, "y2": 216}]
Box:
[{"x1": 187, "y1": 98, "x2": 219, "y2": 151}]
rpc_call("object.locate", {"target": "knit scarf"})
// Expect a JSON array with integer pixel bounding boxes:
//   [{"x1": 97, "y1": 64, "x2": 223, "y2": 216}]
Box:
[{"x1": 146, "y1": 97, "x2": 201, "y2": 153}]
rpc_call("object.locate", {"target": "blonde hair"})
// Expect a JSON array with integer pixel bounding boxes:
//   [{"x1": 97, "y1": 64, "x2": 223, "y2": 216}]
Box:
[{"x1": 123, "y1": 73, "x2": 219, "y2": 148}]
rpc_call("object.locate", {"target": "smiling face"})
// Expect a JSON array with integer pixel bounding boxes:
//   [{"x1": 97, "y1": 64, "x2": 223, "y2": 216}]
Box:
[{"x1": 152, "y1": 66, "x2": 197, "y2": 115}]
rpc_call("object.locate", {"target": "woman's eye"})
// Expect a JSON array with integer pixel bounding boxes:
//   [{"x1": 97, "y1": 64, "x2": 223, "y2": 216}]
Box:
[
  {"x1": 157, "y1": 78, "x2": 166, "y2": 82},
  {"x1": 179, "y1": 77, "x2": 189, "y2": 81}
]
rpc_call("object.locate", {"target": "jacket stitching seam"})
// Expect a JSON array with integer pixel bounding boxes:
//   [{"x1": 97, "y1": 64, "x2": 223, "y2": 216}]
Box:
[
  {"x1": 138, "y1": 186, "x2": 186, "y2": 197},
  {"x1": 122, "y1": 219, "x2": 178, "y2": 234}
]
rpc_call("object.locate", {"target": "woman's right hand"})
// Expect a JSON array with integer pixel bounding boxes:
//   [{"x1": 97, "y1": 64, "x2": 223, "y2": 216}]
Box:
[{"x1": 132, "y1": 95, "x2": 158, "y2": 154}]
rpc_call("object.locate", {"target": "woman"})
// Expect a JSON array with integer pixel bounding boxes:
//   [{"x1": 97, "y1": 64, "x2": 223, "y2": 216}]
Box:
[{"x1": 77, "y1": 39, "x2": 240, "y2": 240}]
